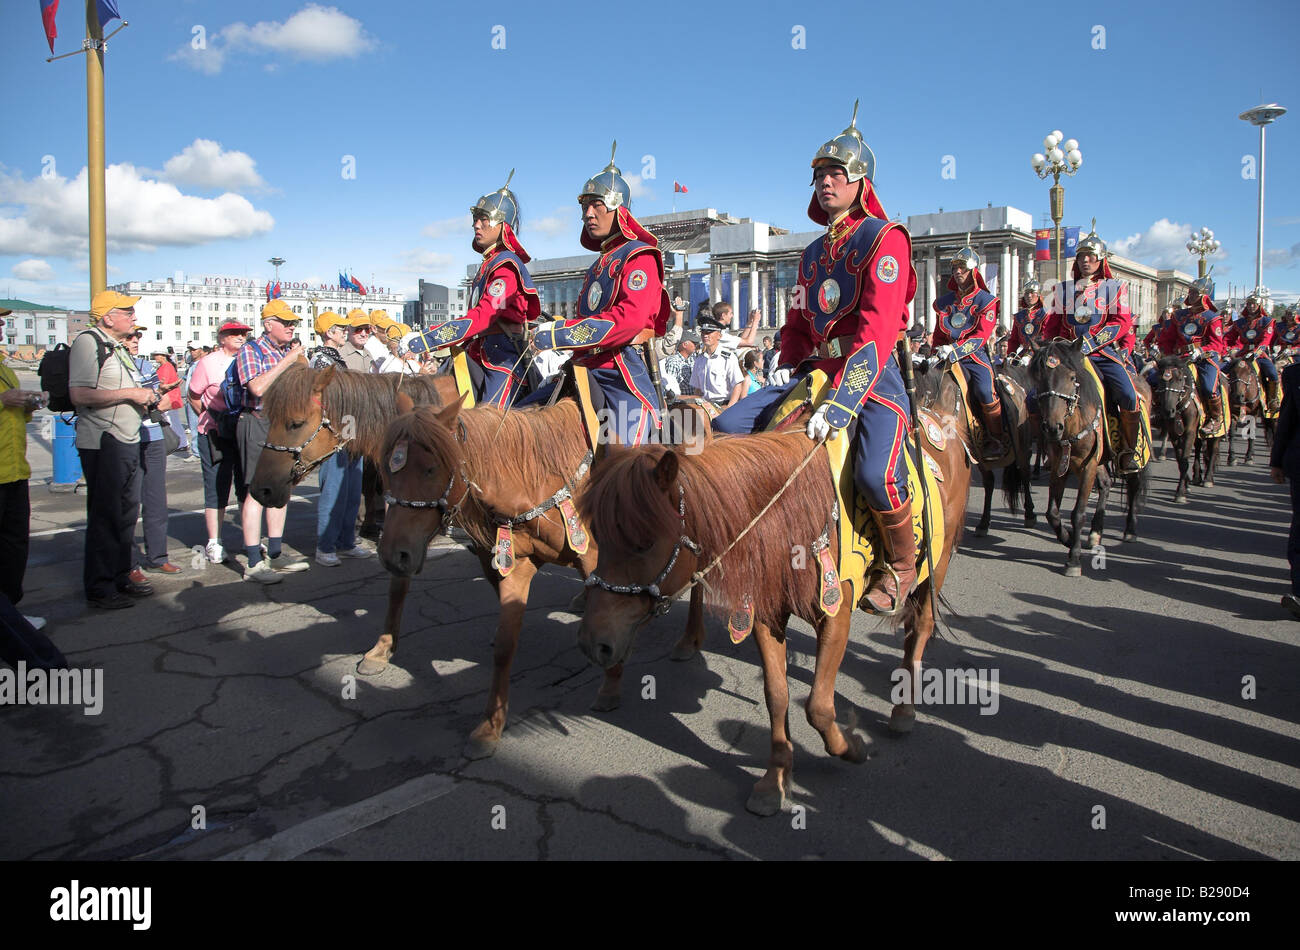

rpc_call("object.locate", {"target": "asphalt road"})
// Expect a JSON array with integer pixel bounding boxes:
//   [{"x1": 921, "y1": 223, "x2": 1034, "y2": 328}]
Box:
[{"x1": 1, "y1": 373, "x2": 1297, "y2": 862}]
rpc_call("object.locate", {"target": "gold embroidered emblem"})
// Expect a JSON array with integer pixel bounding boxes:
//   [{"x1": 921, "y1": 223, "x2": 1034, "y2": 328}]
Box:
[
  {"x1": 843, "y1": 363, "x2": 872, "y2": 393},
  {"x1": 568, "y1": 324, "x2": 597, "y2": 345},
  {"x1": 432, "y1": 324, "x2": 457, "y2": 342}
]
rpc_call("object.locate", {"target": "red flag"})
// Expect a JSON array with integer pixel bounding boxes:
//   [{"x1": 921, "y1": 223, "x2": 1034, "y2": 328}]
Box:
[
  {"x1": 40, "y1": 0, "x2": 60, "y2": 54},
  {"x1": 353, "y1": 277, "x2": 367, "y2": 296},
  {"x1": 273, "y1": 281, "x2": 281, "y2": 299},
  {"x1": 673, "y1": 181, "x2": 688, "y2": 194},
  {"x1": 265, "y1": 280, "x2": 272, "y2": 301}
]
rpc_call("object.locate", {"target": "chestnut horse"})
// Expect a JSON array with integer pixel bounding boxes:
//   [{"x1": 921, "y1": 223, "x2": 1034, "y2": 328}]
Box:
[
  {"x1": 574, "y1": 416, "x2": 971, "y2": 816},
  {"x1": 250, "y1": 362, "x2": 459, "y2": 670},
  {"x1": 1029, "y1": 339, "x2": 1151, "y2": 576},
  {"x1": 1225, "y1": 357, "x2": 1274, "y2": 466},
  {"x1": 377, "y1": 396, "x2": 707, "y2": 760}
]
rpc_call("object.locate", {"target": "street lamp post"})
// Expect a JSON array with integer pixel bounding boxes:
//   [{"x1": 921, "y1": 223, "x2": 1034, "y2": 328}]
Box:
[
  {"x1": 1031, "y1": 131, "x2": 1083, "y2": 284},
  {"x1": 1185, "y1": 227, "x2": 1221, "y2": 279},
  {"x1": 268, "y1": 256, "x2": 286, "y2": 286},
  {"x1": 1238, "y1": 103, "x2": 1286, "y2": 293}
]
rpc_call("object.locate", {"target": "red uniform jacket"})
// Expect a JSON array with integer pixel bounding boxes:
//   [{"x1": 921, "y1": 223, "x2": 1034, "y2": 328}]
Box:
[
  {"x1": 930, "y1": 287, "x2": 998, "y2": 351},
  {"x1": 1157, "y1": 309, "x2": 1227, "y2": 356},
  {"x1": 1224, "y1": 314, "x2": 1274, "y2": 353}
]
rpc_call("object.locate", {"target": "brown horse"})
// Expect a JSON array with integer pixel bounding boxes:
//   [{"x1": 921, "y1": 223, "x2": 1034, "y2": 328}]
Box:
[
  {"x1": 574, "y1": 415, "x2": 971, "y2": 816},
  {"x1": 250, "y1": 362, "x2": 458, "y2": 674},
  {"x1": 1029, "y1": 339, "x2": 1151, "y2": 576},
  {"x1": 377, "y1": 396, "x2": 707, "y2": 760},
  {"x1": 1150, "y1": 355, "x2": 1204, "y2": 502},
  {"x1": 1225, "y1": 357, "x2": 1274, "y2": 466}
]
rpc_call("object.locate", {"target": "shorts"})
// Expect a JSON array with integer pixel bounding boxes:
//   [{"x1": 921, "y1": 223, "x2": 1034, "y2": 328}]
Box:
[{"x1": 237, "y1": 412, "x2": 270, "y2": 491}]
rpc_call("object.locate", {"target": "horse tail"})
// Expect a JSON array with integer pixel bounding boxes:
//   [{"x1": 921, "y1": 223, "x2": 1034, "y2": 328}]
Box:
[
  {"x1": 1002, "y1": 459, "x2": 1022, "y2": 513},
  {"x1": 1135, "y1": 463, "x2": 1151, "y2": 514}
]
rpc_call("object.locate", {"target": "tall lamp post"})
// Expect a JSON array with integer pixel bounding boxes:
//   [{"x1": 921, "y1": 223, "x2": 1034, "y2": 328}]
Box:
[
  {"x1": 1238, "y1": 103, "x2": 1286, "y2": 293},
  {"x1": 1185, "y1": 227, "x2": 1220, "y2": 279},
  {"x1": 1031, "y1": 131, "x2": 1083, "y2": 284},
  {"x1": 268, "y1": 256, "x2": 286, "y2": 285}
]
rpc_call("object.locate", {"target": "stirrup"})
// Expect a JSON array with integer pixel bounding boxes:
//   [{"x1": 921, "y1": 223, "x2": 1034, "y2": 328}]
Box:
[
  {"x1": 1118, "y1": 450, "x2": 1141, "y2": 474},
  {"x1": 863, "y1": 562, "x2": 910, "y2": 618}
]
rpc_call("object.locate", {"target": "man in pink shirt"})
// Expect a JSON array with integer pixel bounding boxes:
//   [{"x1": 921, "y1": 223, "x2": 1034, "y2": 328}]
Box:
[{"x1": 188, "y1": 321, "x2": 251, "y2": 563}]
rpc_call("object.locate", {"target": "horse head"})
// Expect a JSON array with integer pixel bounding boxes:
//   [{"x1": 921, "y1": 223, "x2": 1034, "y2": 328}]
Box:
[
  {"x1": 577, "y1": 447, "x2": 699, "y2": 670},
  {"x1": 1227, "y1": 358, "x2": 1259, "y2": 421},
  {"x1": 252, "y1": 364, "x2": 348, "y2": 508},
  {"x1": 377, "y1": 393, "x2": 470, "y2": 577},
  {"x1": 1153, "y1": 355, "x2": 1193, "y2": 422},
  {"x1": 1030, "y1": 338, "x2": 1092, "y2": 444}
]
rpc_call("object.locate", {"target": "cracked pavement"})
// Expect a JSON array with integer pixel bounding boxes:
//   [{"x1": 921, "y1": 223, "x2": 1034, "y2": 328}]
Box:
[{"x1": 2, "y1": 394, "x2": 1298, "y2": 860}]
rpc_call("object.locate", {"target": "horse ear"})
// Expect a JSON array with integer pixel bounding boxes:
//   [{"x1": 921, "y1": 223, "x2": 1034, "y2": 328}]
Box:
[
  {"x1": 313, "y1": 365, "x2": 335, "y2": 391},
  {"x1": 395, "y1": 392, "x2": 415, "y2": 415},
  {"x1": 653, "y1": 449, "x2": 680, "y2": 491},
  {"x1": 1072, "y1": 335, "x2": 1085, "y2": 352},
  {"x1": 435, "y1": 390, "x2": 468, "y2": 426}
]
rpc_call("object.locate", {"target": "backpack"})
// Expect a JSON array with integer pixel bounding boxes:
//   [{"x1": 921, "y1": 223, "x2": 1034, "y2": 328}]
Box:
[
  {"x1": 38, "y1": 333, "x2": 114, "y2": 413},
  {"x1": 215, "y1": 358, "x2": 246, "y2": 440}
]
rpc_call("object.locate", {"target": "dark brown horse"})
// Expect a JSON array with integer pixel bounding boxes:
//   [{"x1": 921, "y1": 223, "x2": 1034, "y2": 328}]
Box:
[
  {"x1": 250, "y1": 362, "x2": 458, "y2": 674},
  {"x1": 1029, "y1": 339, "x2": 1151, "y2": 576},
  {"x1": 574, "y1": 412, "x2": 971, "y2": 816},
  {"x1": 1150, "y1": 355, "x2": 1204, "y2": 502},
  {"x1": 377, "y1": 396, "x2": 707, "y2": 760},
  {"x1": 917, "y1": 359, "x2": 1036, "y2": 536},
  {"x1": 1225, "y1": 357, "x2": 1274, "y2": 466}
]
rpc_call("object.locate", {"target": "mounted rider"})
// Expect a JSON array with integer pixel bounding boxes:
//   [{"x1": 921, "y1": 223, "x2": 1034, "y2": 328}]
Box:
[
  {"x1": 521, "y1": 143, "x2": 671, "y2": 446},
  {"x1": 930, "y1": 236, "x2": 1005, "y2": 460},
  {"x1": 1224, "y1": 289, "x2": 1280, "y2": 411},
  {"x1": 1007, "y1": 277, "x2": 1055, "y2": 362},
  {"x1": 713, "y1": 102, "x2": 919, "y2": 614},
  {"x1": 1158, "y1": 271, "x2": 1229, "y2": 437},
  {"x1": 1276, "y1": 305, "x2": 1300, "y2": 359},
  {"x1": 404, "y1": 171, "x2": 541, "y2": 409},
  {"x1": 1144, "y1": 301, "x2": 1178, "y2": 357},
  {"x1": 1047, "y1": 219, "x2": 1143, "y2": 473}
]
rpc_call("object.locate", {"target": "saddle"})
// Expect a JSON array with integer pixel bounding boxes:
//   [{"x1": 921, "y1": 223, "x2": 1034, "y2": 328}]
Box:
[
  {"x1": 1243, "y1": 356, "x2": 1279, "y2": 421},
  {"x1": 943, "y1": 362, "x2": 1020, "y2": 467},
  {"x1": 1076, "y1": 358, "x2": 1154, "y2": 471},
  {"x1": 1191, "y1": 369, "x2": 1231, "y2": 440},
  {"x1": 753, "y1": 369, "x2": 945, "y2": 630}
]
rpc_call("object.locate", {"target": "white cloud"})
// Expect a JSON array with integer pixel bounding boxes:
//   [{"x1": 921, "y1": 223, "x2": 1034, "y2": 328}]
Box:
[
  {"x1": 152, "y1": 139, "x2": 267, "y2": 193},
  {"x1": 421, "y1": 215, "x2": 470, "y2": 240},
  {"x1": 11, "y1": 259, "x2": 54, "y2": 281},
  {"x1": 627, "y1": 173, "x2": 654, "y2": 202},
  {"x1": 395, "y1": 249, "x2": 456, "y2": 275},
  {"x1": 1264, "y1": 244, "x2": 1300, "y2": 270},
  {"x1": 0, "y1": 162, "x2": 274, "y2": 259},
  {"x1": 171, "y1": 4, "x2": 377, "y2": 74},
  {"x1": 526, "y1": 207, "x2": 573, "y2": 237},
  {"x1": 1111, "y1": 218, "x2": 1222, "y2": 270}
]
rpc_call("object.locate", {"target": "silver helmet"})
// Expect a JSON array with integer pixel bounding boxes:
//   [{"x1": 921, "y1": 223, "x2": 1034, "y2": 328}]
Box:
[
  {"x1": 810, "y1": 99, "x2": 877, "y2": 184},
  {"x1": 471, "y1": 168, "x2": 520, "y2": 231},
  {"x1": 1076, "y1": 217, "x2": 1107, "y2": 260},
  {"x1": 952, "y1": 233, "x2": 981, "y2": 272},
  {"x1": 1021, "y1": 277, "x2": 1042, "y2": 297},
  {"x1": 1191, "y1": 268, "x2": 1215, "y2": 301},
  {"x1": 578, "y1": 141, "x2": 631, "y2": 211}
]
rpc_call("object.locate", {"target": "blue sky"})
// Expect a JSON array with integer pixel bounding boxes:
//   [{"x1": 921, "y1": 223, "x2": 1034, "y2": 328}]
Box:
[{"x1": 2, "y1": 0, "x2": 1298, "y2": 308}]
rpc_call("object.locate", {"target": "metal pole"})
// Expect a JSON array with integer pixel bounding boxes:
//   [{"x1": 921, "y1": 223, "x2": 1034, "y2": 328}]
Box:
[
  {"x1": 85, "y1": 1, "x2": 107, "y2": 297},
  {"x1": 1255, "y1": 122, "x2": 1266, "y2": 291}
]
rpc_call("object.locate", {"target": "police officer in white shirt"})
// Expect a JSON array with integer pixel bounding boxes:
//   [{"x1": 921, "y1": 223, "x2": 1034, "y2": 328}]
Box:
[{"x1": 690, "y1": 312, "x2": 746, "y2": 408}]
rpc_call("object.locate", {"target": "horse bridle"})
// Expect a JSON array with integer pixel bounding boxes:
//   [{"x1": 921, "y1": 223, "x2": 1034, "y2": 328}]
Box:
[
  {"x1": 261, "y1": 396, "x2": 345, "y2": 483},
  {"x1": 384, "y1": 462, "x2": 475, "y2": 534},
  {"x1": 584, "y1": 484, "x2": 701, "y2": 618},
  {"x1": 1038, "y1": 375, "x2": 1101, "y2": 448}
]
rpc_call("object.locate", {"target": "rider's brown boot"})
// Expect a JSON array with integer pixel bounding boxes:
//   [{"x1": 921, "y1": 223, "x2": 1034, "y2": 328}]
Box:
[
  {"x1": 1200, "y1": 391, "x2": 1224, "y2": 437},
  {"x1": 863, "y1": 502, "x2": 918, "y2": 615},
  {"x1": 980, "y1": 400, "x2": 1007, "y2": 461},
  {"x1": 1268, "y1": 380, "x2": 1282, "y2": 413},
  {"x1": 1117, "y1": 408, "x2": 1143, "y2": 474}
]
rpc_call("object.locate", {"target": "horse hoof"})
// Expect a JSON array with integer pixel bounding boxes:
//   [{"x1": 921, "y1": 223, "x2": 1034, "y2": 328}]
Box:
[
  {"x1": 1174, "y1": 494, "x2": 1188, "y2": 504},
  {"x1": 1205, "y1": 479, "x2": 1215, "y2": 487},
  {"x1": 975, "y1": 525, "x2": 989, "y2": 538},
  {"x1": 1024, "y1": 515, "x2": 1038, "y2": 528},
  {"x1": 356, "y1": 654, "x2": 390, "y2": 677},
  {"x1": 590, "y1": 692, "x2": 621, "y2": 713},
  {"x1": 840, "y1": 732, "x2": 870, "y2": 764},
  {"x1": 464, "y1": 735, "x2": 500, "y2": 761},
  {"x1": 1064, "y1": 564, "x2": 1082, "y2": 578},
  {"x1": 888, "y1": 706, "x2": 915, "y2": 734},
  {"x1": 1088, "y1": 531, "x2": 1102, "y2": 548},
  {"x1": 746, "y1": 785, "x2": 785, "y2": 817},
  {"x1": 669, "y1": 642, "x2": 698, "y2": 662},
  {"x1": 1123, "y1": 531, "x2": 1137, "y2": 543}
]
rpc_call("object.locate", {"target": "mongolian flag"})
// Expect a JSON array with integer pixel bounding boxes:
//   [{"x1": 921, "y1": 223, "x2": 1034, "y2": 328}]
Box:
[
  {"x1": 272, "y1": 281, "x2": 281, "y2": 299},
  {"x1": 40, "y1": 0, "x2": 59, "y2": 53},
  {"x1": 673, "y1": 181, "x2": 688, "y2": 194},
  {"x1": 265, "y1": 280, "x2": 272, "y2": 301},
  {"x1": 95, "y1": 0, "x2": 121, "y2": 30},
  {"x1": 1034, "y1": 229, "x2": 1052, "y2": 261}
]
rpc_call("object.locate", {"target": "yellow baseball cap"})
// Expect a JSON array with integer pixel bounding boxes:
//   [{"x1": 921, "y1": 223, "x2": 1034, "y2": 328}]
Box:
[
  {"x1": 369, "y1": 309, "x2": 394, "y2": 329},
  {"x1": 347, "y1": 309, "x2": 372, "y2": 328},
  {"x1": 261, "y1": 299, "x2": 300, "y2": 322},
  {"x1": 90, "y1": 289, "x2": 141, "y2": 319},
  {"x1": 384, "y1": 322, "x2": 413, "y2": 342},
  {"x1": 314, "y1": 311, "x2": 347, "y2": 336}
]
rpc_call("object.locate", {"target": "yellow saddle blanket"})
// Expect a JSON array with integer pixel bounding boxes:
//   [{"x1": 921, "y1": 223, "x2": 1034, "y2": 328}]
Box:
[
  {"x1": 1191, "y1": 372, "x2": 1231, "y2": 440},
  {"x1": 1078, "y1": 357, "x2": 1153, "y2": 470},
  {"x1": 764, "y1": 370, "x2": 945, "y2": 615}
]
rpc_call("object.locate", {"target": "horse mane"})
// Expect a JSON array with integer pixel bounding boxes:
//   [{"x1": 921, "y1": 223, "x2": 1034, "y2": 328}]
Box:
[
  {"x1": 264, "y1": 363, "x2": 448, "y2": 461},
  {"x1": 381, "y1": 400, "x2": 587, "y2": 550},
  {"x1": 580, "y1": 433, "x2": 834, "y2": 625}
]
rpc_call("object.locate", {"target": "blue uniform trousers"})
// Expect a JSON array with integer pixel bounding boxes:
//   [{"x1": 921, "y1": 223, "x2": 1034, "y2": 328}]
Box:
[
  {"x1": 959, "y1": 354, "x2": 995, "y2": 405},
  {"x1": 1256, "y1": 355, "x2": 1279, "y2": 385},
  {"x1": 713, "y1": 358, "x2": 911, "y2": 511},
  {"x1": 1194, "y1": 357, "x2": 1223, "y2": 398},
  {"x1": 474, "y1": 332, "x2": 529, "y2": 409},
  {"x1": 520, "y1": 345, "x2": 661, "y2": 446},
  {"x1": 1090, "y1": 349, "x2": 1139, "y2": 411}
]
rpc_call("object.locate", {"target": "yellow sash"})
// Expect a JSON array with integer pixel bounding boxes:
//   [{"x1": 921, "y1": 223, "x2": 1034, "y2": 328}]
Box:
[
  {"x1": 449, "y1": 346, "x2": 476, "y2": 409},
  {"x1": 765, "y1": 370, "x2": 945, "y2": 612},
  {"x1": 1247, "y1": 357, "x2": 1279, "y2": 421}
]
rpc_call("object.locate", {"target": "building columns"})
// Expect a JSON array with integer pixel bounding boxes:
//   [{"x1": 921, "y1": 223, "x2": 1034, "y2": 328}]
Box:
[
  {"x1": 926, "y1": 252, "x2": 938, "y2": 332},
  {"x1": 730, "y1": 263, "x2": 740, "y2": 328},
  {"x1": 1000, "y1": 244, "x2": 1013, "y2": 330},
  {"x1": 749, "y1": 260, "x2": 759, "y2": 326},
  {"x1": 710, "y1": 263, "x2": 722, "y2": 305}
]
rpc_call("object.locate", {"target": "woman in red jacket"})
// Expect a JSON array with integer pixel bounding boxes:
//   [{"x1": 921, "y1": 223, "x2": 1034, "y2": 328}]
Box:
[{"x1": 151, "y1": 352, "x2": 189, "y2": 456}]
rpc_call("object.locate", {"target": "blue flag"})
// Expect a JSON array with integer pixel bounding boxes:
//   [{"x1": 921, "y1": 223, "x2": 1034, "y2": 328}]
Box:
[
  {"x1": 96, "y1": 0, "x2": 121, "y2": 29},
  {"x1": 1064, "y1": 226, "x2": 1080, "y2": 258},
  {"x1": 339, "y1": 271, "x2": 348, "y2": 291}
]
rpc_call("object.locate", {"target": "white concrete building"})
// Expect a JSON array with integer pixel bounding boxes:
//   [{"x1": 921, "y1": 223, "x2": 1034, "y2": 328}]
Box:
[{"x1": 2, "y1": 301, "x2": 71, "y2": 348}]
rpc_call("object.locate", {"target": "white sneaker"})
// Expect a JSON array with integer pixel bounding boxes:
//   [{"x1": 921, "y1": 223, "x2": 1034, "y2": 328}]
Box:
[
  {"x1": 315, "y1": 551, "x2": 341, "y2": 567},
  {"x1": 269, "y1": 552, "x2": 310, "y2": 573},
  {"x1": 24, "y1": 615, "x2": 46, "y2": 631},
  {"x1": 337, "y1": 545, "x2": 375, "y2": 559},
  {"x1": 244, "y1": 560, "x2": 283, "y2": 584},
  {"x1": 206, "y1": 540, "x2": 227, "y2": 564}
]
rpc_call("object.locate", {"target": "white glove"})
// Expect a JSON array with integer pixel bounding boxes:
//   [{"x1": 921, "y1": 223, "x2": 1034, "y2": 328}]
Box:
[
  {"x1": 937, "y1": 344, "x2": 955, "y2": 361},
  {"x1": 1190, "y1": 346, "x2": 1203, "y2": 361},
  {"x1": 769, "y1": 366, "x2": 792, "y2": 387},
  {"x1": 806, "y1": 403, "x2": 838, "y2": 442},
  {"x1": 400, "y1": 331, "x2": 423, "y2": 354}
]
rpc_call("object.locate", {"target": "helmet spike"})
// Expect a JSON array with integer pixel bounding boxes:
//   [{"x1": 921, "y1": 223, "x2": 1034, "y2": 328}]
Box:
[
  {"x1": 610, "y1": 140, "x2": 618, "y2": 165},
  {"x1": 503, "y1": 168, "x2": 515, "y2": 189},
  {"x1": 849, "y1": 99, "x2": 860, "y2": 129}
]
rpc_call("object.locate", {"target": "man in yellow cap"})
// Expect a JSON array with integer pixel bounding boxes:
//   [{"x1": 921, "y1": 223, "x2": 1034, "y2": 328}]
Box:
[
  {"x1": 339, "y1": 310, "x2": 376, "y2": 373},
  {"x1": 234, "y1": 299, "x2": 308, "y2": 583},
  {"x1": 70, "y1": 290, "x2": 159, "y2": 608},
  {"x1": 310, "y1": 311, "x2": 348, "y2": 370}
]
